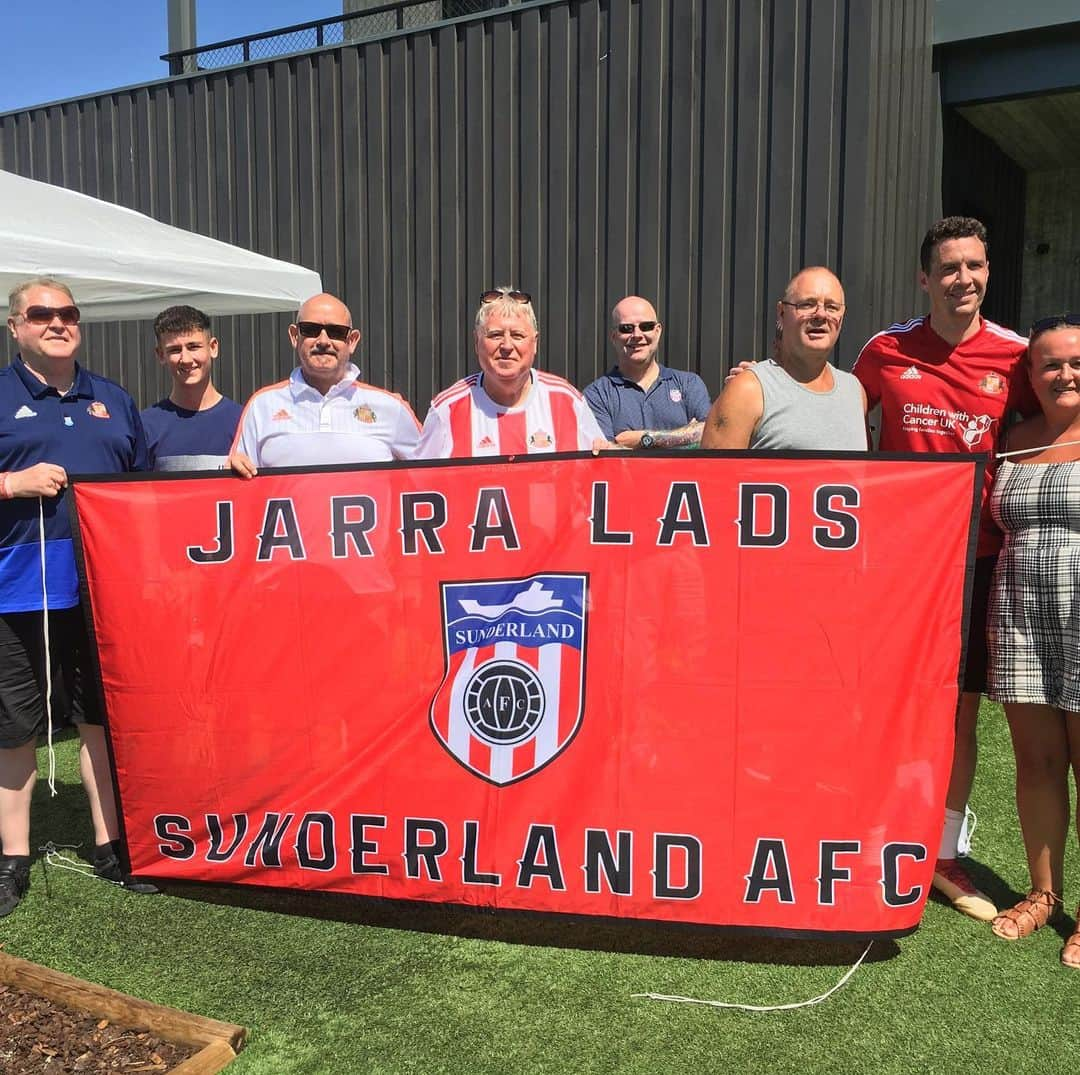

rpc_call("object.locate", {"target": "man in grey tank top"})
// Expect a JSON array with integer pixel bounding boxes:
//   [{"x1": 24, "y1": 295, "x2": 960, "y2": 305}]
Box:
[{"x1": 700, "y1": 267, "x2": 867, "y2": 450}]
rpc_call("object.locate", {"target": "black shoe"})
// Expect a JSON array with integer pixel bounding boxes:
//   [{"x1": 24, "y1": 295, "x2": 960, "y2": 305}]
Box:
[
  {"x1": 92, "y1": 842, "x2": 160, "y2": 895},
  {"x1": 0, "y1": 855, "x2": 31, "y2": 917}
]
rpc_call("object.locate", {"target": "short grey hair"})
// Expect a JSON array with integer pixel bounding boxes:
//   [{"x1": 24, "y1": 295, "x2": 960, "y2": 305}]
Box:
[
  {"x1": 475, "y1": 286, "x2": 537, "y2": 332},
  {"x1": 8, "y1": 277, "x2": 76, "y2": 315}
]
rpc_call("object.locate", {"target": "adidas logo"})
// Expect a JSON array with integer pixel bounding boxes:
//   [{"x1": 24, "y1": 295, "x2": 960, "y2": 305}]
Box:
[
  {"x1": 477, "y1": 435, "x2": 496, "y2": 450},
  {"x1": 14, "y1": 405, "x2": 36, "y2": 419},
  {"x1": 899, "y1": 366, "x2": 922, "y2": 380},
  {"x1": 271, "y1": 408, "x2": 291, "y2": 421}
]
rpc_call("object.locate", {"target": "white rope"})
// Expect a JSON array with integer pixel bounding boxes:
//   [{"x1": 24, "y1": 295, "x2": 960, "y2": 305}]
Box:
[
  {"x1": 996, "y1": 438, "x2": 1080, "y2": 458},
  {"x1": 958, "y1": 805, "x2": 977, "y2": 857},
  {"x1": 38, "y1": 496, "x2": 57, "y2": 797},
  {"x1": 39, "y1": 842, "x2": 122, "y2": 886},
  {"x1": 632, "y1": 940, "x2": 872, "y2": 1012}
]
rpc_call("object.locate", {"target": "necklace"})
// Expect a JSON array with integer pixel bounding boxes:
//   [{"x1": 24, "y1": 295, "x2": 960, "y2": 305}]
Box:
[{"x1": 996, "y1": 437, "x2": 1080, "y2": 459}]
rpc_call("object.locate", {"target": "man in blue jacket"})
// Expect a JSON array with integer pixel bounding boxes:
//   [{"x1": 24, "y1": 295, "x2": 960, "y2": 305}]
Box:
[{"x1": 0, "y1": 278, "x2": 154, "y2": 916}]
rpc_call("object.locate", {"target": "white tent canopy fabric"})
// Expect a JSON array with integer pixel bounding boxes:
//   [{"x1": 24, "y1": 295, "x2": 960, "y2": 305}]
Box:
[{"x1": 0, "y1": 170, "x2": 322, "y2": 321}]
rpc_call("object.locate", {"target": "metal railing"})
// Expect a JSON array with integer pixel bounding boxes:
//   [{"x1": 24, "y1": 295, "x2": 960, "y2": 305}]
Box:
[{"x1": 161, "y1": 1, "x2": 512, "y2": 74}]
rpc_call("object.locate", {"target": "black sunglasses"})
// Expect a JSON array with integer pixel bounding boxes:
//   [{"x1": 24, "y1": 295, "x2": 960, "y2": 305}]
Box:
[
  {"x1": 616, "y1": 321, "x2": 658, "y2": 334},
  {"x1": 480, "y1": 289, "x2": 531, "y2": 305},
  {"x1": 295, "y1": 321, "x2": 353, "y2": 342},
  {"x1": 1030, "y1": 313, "x2": 1080, "y2": 343},
  {"x1": 20, "y1": 304, "x2": 81, "y2": 326}
]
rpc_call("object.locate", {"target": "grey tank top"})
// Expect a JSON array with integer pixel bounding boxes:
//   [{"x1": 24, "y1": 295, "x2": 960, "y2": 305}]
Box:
[{"x1": 749, "y1": 360, "x2": 866, "y2": 450}]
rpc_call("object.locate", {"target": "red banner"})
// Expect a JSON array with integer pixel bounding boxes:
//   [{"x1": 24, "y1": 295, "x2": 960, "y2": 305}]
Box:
[{"x1": 72, "y1": 454, "x2": 980, "y2": 937}]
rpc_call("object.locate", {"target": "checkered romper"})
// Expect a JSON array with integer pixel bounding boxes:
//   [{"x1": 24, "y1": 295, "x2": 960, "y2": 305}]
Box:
[{"x1": 987, "y1": 460, "x2": 1080, "y2": 710}]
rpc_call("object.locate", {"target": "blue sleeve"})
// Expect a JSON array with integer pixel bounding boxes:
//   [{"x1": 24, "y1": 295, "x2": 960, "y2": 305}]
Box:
[
  {"x1": 128, "y1": 401, "x2": 150, "y2": 472},
  {"x1": 583, "y1": 379, "x2": 615, "y2": 441},
  {"x1": 140, "y1": 407, "x2": 161, "y2": 470}
]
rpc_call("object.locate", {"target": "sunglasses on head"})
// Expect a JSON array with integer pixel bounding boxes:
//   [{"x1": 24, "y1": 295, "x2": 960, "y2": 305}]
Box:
[
  {"x1": 480, "y1": 289, "x2": 531, "y2": 305},
  {"x1": 1029, "y1": 313, "x2": 1080, "y2": 343},
  {"x1": 295, "y1": 321, "x2": 353, "y2": 342},
  {"x1": 20, "y1": 304, "x2": 81, "y2": 326},
  {"x1": 617, "y1": 321, "x2": 658, "y2": 334}
]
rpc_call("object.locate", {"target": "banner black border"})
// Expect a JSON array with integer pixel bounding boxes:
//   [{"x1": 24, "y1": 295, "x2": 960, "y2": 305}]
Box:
[{"x1": 68, "y1": 450, "x2": 983, "y2": 942}]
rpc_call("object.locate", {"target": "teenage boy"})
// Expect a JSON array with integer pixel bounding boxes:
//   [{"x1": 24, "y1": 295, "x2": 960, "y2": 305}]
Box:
[{"x1": 142, "y1": 306, "x2": 242, "y2": 471}]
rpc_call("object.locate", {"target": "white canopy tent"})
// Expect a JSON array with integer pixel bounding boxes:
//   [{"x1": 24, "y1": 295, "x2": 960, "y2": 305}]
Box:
[{"x1": 0, "y1": 170, "x2": 322, "y2": 321}]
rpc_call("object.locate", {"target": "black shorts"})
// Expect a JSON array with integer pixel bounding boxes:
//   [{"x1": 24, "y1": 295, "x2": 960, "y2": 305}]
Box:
[
  {"x1": 0, "y1": 607, "x2": 103, "y2": 749},
  {"x1": 961, "y1": 555, "x2": 995, "y2": 694}
]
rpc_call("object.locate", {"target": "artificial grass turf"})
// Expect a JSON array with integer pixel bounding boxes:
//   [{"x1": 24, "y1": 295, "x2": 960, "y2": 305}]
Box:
[{"x1": 3, "y1": 704, "x2": 1078, "y2": 1075}]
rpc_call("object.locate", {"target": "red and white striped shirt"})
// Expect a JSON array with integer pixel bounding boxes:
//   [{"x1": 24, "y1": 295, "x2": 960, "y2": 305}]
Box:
[{"x1": 415, "y1": 370, "x2": 605, "y2": 458}]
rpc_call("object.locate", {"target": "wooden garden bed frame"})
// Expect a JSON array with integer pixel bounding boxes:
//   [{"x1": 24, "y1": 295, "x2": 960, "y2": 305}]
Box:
[{"x1": 0, "y1": 951, "x2": 247, "y2": 1074}]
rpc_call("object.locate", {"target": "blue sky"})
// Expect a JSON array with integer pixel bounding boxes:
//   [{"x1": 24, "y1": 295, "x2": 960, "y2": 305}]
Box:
[{"x1": 0, "y1": 2, "x2": 343, "y2": 114}]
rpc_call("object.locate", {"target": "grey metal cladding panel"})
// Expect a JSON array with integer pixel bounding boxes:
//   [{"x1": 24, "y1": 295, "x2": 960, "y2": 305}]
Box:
[
  {"x1": 666, "y1": 0, "x2": 701, "y2": 381},
  {"x1": 764, "y1": 0, "x2": 801, "y2": 302},
  {"x1": 462, "y1": 20, "x2": 490, "y2": 348},
  {"x1": 801, "y1": 0, "x2": 845, "y2": 269},
  {"x1": 570, "y1": 0, "x2": 603, "y2": 385},
  {"x1": 293, "y1": 58, "x2": 320, "y2": 283},
  {"x1": 361, "y1": 41, "x2": 391, "y2": 393},
  {"x1": 545, "y1": 1, "x2": 576, "y2": 379},
  {"x1": 730, "y1": 1, "x2": 770, "y2": 368},
  {"x1": 887, "y1": 1, "x2": 921, "y2": 317},
  {"x1": 837, "y1": 0, "x2": 875, "y2": 349},
  {"x1": 489, "y1": 18, "x2": 516, "y2": 289},
  {"x1": 435, "y1": 24, "x2": 465, "y2": 397},
  {"x1": 697, "y1": 0, "x2": 736, "y2": 388},
  {"x1": 518, "y1": 6, "x2": 544, "y2": 368},
  {"x1": 635, "y1": 0, "x2": 666, "y2": 306},
  {"x1": 840, "y1": 0, "x2": 936, "y2": 366},
  {"x1": 388, "y1": 35, "x2": 415, "y2": 401},
  {"x1": 411, "y1": 33, "x2": 440, "y2": 408}
]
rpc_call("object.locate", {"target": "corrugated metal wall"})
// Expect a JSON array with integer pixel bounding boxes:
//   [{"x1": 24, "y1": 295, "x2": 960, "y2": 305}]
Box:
[{"x1": 0, "y1": 0, "x2": 938, "y2": 412}]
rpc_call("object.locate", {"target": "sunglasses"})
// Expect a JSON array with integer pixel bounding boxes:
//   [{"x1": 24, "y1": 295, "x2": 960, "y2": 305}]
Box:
[
  {"x1": 295, "y1": 321, "x2": 353, "y2": 342},
  {"x1": 20, "y1": 304, "x2": 81, "y2": 326},
  {"x1": 1029, "y1": 313, "x2": 1080, "y2": 343},
  {"x1": 616, "y1": 321, "x2": 658, "y2": 334},
  {"x1": 480, "y1": 289, "x2": 531, "y2": 305}
]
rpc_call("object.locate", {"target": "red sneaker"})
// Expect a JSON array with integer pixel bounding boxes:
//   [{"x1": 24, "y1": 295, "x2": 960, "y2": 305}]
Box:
[{"x1": 932, "y1": 857, "x2": 997, "y2": 921}]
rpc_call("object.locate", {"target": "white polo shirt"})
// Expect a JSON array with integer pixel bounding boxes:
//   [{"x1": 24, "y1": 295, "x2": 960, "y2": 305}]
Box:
[{"x1": 232, "y1": 365, "x2": 421, "y2": 467}]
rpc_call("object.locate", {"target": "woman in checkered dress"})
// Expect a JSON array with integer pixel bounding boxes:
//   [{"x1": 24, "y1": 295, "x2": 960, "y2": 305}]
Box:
[{"x1": 986, "y1": 315, "x2": 1080, "y2": 967}]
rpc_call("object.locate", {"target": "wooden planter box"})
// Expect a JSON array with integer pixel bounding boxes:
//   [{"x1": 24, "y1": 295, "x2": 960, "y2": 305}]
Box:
[{"x1": 0, "y1": 951, "x2": 247, "y2": 1074}]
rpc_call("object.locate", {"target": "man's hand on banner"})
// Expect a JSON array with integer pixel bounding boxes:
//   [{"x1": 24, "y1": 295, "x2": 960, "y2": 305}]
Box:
[
  {"x1": 229, "y1": 452, "x2": 258, "y2": 480},
  {"x1": 3, "y1": 462, "x2": 68, "y2": 498}
]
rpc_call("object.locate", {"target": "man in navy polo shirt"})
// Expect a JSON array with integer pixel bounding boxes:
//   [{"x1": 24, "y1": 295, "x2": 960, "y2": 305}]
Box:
[
  {"x1": 583, "y1": 295, "x2": 711, "y2": 448},
  {"x1": 0, "y1": 277, "x2": 154, "y2": 917}
]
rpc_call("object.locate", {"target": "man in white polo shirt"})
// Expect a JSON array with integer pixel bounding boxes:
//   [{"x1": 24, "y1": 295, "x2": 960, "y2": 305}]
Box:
[{"x1": 230, "y1": 292, "x2": 420, "y2": 474}]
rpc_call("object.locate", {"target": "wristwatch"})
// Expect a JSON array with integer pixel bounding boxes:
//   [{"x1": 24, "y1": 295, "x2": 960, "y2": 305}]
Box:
[{"x1": 639, "y1": 433, "x2": 656, "y2": 449}]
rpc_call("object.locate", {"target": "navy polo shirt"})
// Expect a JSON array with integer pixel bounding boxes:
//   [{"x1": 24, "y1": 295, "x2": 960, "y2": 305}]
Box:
[
  {"x1": 0, "y1": 357, "x2": 147, "y2": 612},
  {"x1": 583, "y1": 363, "x2": 712, "y2": 440},
  {"x1": 142, "y1": 396, "x2": 243, "y2": 471}
]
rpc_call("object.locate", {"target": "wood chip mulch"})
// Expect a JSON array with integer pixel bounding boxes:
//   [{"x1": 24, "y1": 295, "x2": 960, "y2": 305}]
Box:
[{"x1": 0, "y1": 983, "x2": 199, "y2": 1072}]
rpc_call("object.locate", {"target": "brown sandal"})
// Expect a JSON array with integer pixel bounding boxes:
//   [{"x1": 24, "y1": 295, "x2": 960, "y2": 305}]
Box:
[
  {"x1": 990, "y1": 889, "x2": 1062, "y2": 940},
  {"x1": 1063, "y1": 906, "x2": 1080, "y2": 969}
]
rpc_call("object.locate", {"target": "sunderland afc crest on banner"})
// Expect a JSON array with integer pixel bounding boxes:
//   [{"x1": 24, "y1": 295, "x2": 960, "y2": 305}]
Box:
[{"x1": 430, "y1": 574, "x2": 588, "y2": 785}]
